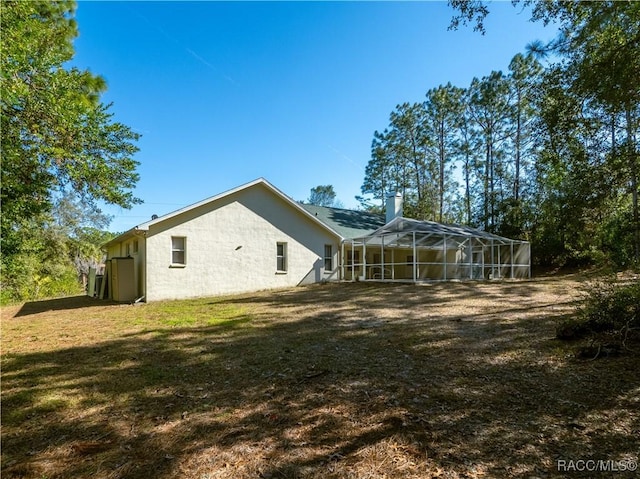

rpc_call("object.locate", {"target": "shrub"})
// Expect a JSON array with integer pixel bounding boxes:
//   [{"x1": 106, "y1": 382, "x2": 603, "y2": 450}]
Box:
[
  {"x1": 557, "y1": 279, "x2": 640, "y2": 346},
  {"x1": 579, "y1": 280, "x2": 639, "y2": 331},
  {"x1": 1, "y1": 252, "x2": 83, "y2": 304}
]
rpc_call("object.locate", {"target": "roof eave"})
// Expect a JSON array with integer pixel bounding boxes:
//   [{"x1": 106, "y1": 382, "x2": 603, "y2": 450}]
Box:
[
  {"x1": 103, "y1": 178, "x2": 343, "y2": 246},
  {"x1": 102, "y1": 228, "x2": 146, "y2": 249}
]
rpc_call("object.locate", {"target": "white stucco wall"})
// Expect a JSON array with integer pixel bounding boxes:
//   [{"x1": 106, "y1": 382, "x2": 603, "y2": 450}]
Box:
[{"x1": 143, "y1": 183, "x2": 340, "y2": 301}]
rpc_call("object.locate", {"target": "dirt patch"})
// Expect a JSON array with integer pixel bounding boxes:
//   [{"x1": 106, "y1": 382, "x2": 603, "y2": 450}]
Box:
[{"x1": 2, "y1": 274, "x2": 638, "y2": 478}]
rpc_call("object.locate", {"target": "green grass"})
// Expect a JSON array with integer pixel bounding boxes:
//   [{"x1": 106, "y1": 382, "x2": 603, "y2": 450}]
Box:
[{"x1": 127, "y1": 299, "x2": 251, "y2": 328}]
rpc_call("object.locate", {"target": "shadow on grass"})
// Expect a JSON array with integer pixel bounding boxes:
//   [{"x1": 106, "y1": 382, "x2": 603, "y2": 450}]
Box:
[
  {"x1": 13, "y1": 295, "x2": 119, "y2": 318},
  {"x1": 2, "y1": 281, "x2": 638, "y2": 478}
]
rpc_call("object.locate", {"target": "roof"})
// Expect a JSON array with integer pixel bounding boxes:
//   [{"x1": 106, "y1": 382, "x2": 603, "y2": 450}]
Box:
[
  {"x1": 103, "y1": 178, "x2": 527, "y2": 250},
  {"x1": 103, "y1": 178, "x2": 342, "y2": 248},
  {"x1": 300, "y1": 204, "x2": 386, "y2": 239}
]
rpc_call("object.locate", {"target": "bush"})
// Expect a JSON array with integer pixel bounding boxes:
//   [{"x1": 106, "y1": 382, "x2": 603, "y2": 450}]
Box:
[
  {"x1": 557, "y1": 279, "x2": 640, "y2": 354},
  {"x1": 1, "y1": 252, "x2": 83, "y2": 305},
  {"x1": 579, "y1": 280, "x2": 639, "y2": 331}
]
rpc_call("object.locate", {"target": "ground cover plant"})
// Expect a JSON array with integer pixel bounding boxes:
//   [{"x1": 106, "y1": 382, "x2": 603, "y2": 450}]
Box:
[{"x1": 2, "y1": 274, "x2": 639, "y2": 478}]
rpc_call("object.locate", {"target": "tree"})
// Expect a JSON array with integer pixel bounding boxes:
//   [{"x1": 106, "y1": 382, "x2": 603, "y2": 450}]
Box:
[
  {"x1": 508, "y1": 53, "x2": 542, "y2": 205},
  {"x1": 449, "y1": 0, "x2": 640, "y2": 263},
  {"x1": 424, "y1": 83, "x2": 465, "y2": 222},
  {"x1": 468, "y1": 71, "x2": 512, "y2": 232},
  {"x1": 308, "y1": 185, "x2": 338, "y2": 207},
  {"x1": 453, "y1": 88, "x2": 481, "y2": 225},
  {"x1": 362, "y1": 103, "x2": 437, "y2": 220},
  {"x1": 531, "y1": 61, "x2": 634, "y2": 266},
  {"x1": 361, "y1": 130, "x2": 393, "y2": 210},
  {"x1": 386, "y1": 102, "x2": 434, "y2": 219},
  {"x1": 1, "y1": 1, "x2": 141, "y2": 300},
  {"x1": 51, "y1": 192, "x2": 115, "y2": 279},
  {"x1": 1, "y1": 1, "x2": 140, "y2": 239},
  {"x1": 554, "y1": 1, "x2": 640, "y2": 263},
  {"x1": 448, "y1": 0, "x2": 490, "y2": 34}
]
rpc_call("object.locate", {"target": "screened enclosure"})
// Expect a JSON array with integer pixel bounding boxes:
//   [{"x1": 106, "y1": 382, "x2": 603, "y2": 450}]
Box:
[{"x1": 341, "y1": 217, "x2": 530, "y2": 282}]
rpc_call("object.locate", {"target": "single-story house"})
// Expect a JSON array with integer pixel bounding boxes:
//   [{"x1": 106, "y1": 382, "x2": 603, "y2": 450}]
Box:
[{"x1": 103, "y1": 178, "x2": 530, "y2": 302}]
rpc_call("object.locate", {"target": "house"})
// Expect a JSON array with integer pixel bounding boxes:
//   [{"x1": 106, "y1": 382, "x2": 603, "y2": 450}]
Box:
[
  {"x1": 103, "y1": 178, "x2": 381, "y2": 302},
  {"x1": 103, "y1": 178, "x2": 530, "y2": 302}
]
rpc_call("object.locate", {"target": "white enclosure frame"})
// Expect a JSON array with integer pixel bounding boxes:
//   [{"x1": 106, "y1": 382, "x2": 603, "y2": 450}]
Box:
[{"x1": 340, "y1": 217, "x2": 531, "y2": 282}]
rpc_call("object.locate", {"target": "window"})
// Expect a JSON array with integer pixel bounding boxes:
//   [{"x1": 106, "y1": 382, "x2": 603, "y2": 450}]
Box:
[
  {"x1": 171, "y1": 236, "x2": 186, "y2": 265},
  {"x1": 276, "y1": 242, "x2": 287, "y2": 272},
  {"x1": 125, "y1": 242, "x2": 131, "y2": 256},
  {"x1": 324, "y1": 244, "x2": 333, "y2": 271},
  {"x1": 133, "y1": 239, "x2": 139, "y2": 254}
]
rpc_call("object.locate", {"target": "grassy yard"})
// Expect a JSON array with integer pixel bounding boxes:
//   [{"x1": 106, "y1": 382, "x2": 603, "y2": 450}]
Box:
[{"x1": 2, "y1": 274, "x2": 638, "y2": 478}]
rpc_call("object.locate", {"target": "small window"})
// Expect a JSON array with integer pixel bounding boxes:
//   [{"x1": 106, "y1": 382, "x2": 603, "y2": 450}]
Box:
[
  {"x1": 125, "y1": 243, "x2": 131, "y2": 256},
  {"x1": 324, "y1": 244, "x2": 333, "y2": 271},
  {"x1": 276, "y1": 242, "x2": 287, "y2": 272},
  {"x1": 171, "y1": 236, "x2": 186, "y2": 265},
  {"x1": 133, "y1": 239, "x2": 139, "y2": 254}
]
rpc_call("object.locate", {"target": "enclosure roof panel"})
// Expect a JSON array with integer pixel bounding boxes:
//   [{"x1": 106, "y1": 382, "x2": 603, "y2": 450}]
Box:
[{"x1": 358, "y1": 217, "x2": 527, "y2": 244}]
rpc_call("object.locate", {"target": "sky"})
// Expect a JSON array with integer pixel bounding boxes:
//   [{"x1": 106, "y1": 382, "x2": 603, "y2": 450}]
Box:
[{"x1": 71, "y1": 1, "x2": 559, "y2": 233}]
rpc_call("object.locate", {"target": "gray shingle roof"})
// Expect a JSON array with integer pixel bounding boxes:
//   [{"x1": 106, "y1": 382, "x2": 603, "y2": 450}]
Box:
[{"x1": 300, "y1": 204, "x2": 385, "y2": 239}]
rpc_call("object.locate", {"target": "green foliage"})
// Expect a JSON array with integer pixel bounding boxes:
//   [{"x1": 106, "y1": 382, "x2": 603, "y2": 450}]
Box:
[
  {"x1": 373, "y1": 1, "x2": 639, "y2": 267},
  {"x1": 448, "y1": 0, "x2": 490, "y2": 34},
  {"x1": 425, "y1": 83, "x2": 466, "y2": 222},
  {"x1": 557, "y1": 280, "x2": 640, "y2": 343},
  {"x1": 600, "y1": 204, "x2": 637, "y2": 268},
  {"x1": 467, "y1": 71, "x2": 513, "y2": 233},
  {"x1": 1, "y1": 1, "x2": 141, "y2": 223},
  {"x1": 361, "y1": 88, "x2": 466, "y2": 224},
  {"x1": 307, "y1": 185, "x2": 339, "y2": 207},
  {"x1": 0, "y1": 193, "x2": 116, "y2": 305},
  {"x1": 582, "y1": 280, "x2": 640, "y2": 331},
  {"x1": 1, "y1": 221, "x2": 83, "y2": 304},
  {"x1": 0, "y1": 1, "x2": 140, "y2": 302},
  {"x1": 362, "y1": 64, "x2": 542, "y2": 235}
]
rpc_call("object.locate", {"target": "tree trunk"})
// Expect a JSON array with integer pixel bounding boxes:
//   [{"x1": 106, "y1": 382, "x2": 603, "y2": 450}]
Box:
[
  {"x1": 410, "y1": 133, "x2": 423, "y2": 217},
  {"x1": 514, "y1": 90, "x2": 521, "y2": 203},
  {"x1": 484, "y1": 141, "x2": 490, "y2": 230},
  {"x1": 465, "y1": 156, "x2": 472, "y2": 225},
  {"x1": 489, "y1": 138, "x2": 495, "y2": 232},
  {"x1": 439, "y1": 121, "x2": 445, "y2": 222},
  {"x1": 626, "y1": 103, "x2": 639, "y2": 263}
]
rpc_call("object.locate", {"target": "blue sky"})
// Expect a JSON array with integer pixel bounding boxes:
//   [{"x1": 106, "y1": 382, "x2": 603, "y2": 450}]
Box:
[{"x1": 72, "y1": 1, "x2": 558, "y2": 233}]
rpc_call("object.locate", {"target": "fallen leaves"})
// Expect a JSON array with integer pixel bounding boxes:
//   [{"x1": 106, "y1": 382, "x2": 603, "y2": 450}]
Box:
[{"x1": 2, "y1": 276, "x2": 638, "y2": 478}]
